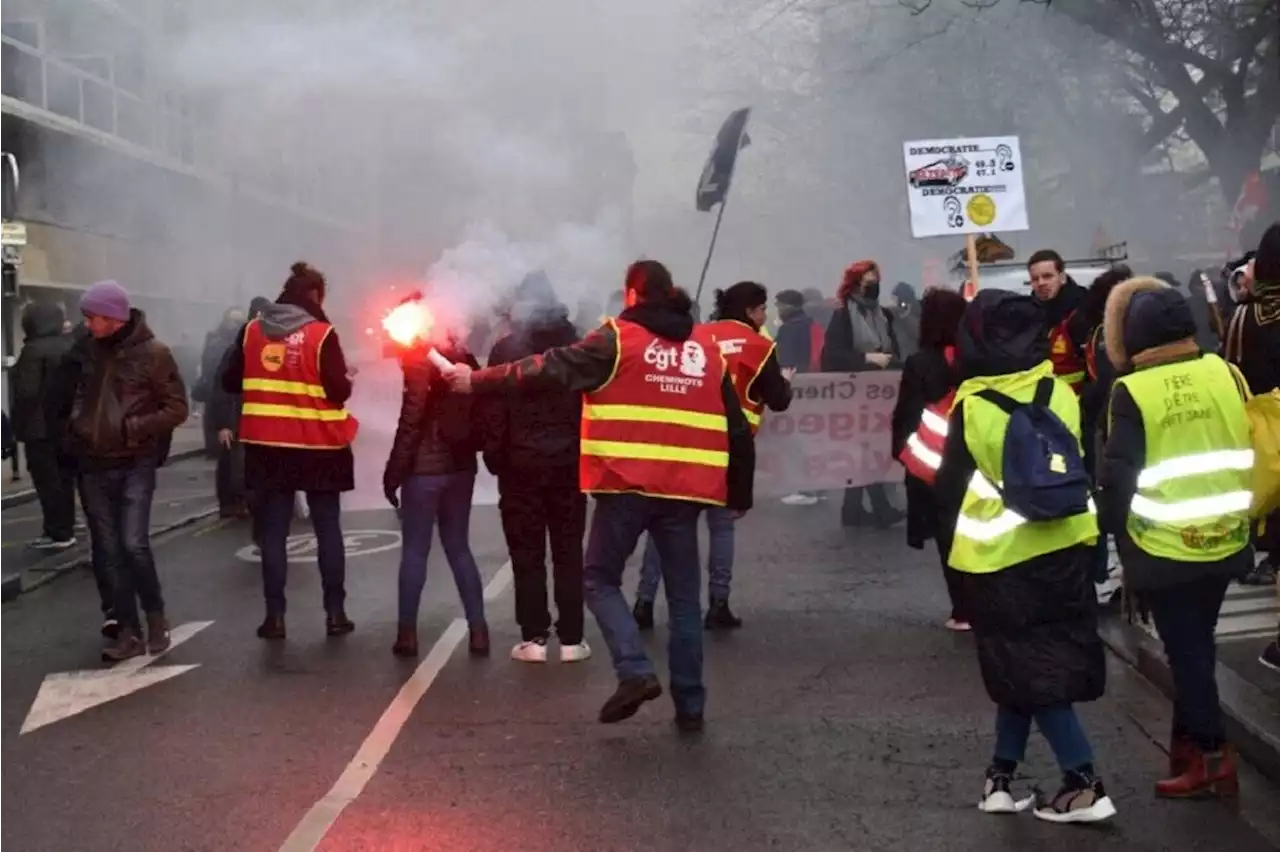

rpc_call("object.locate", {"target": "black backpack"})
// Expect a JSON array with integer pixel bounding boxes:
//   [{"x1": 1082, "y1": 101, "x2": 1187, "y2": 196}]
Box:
[{"x1": 975, "y1": 378, "x2": 1091, "y2": 521}]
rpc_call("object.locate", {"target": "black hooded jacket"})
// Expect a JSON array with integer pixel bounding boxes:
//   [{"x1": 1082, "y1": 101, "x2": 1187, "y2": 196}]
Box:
[
  {"x1": 470, "y1": 294, "x2": 755, "y2": 511},
  {"x1": 482, "y1": 305, "x2": 582, "y2": 471},
  {"x1": 11, "y1": 302, "x2": 73, "y2": 442},
  {"x1": 935, "y1": 290, "x2": 1104, "y2": 712}
]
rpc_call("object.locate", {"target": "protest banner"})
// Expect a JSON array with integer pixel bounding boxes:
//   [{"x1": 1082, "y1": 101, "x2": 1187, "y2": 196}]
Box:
[{"x1": 755, "y1": 371, "x2": 903, "y2": 497}]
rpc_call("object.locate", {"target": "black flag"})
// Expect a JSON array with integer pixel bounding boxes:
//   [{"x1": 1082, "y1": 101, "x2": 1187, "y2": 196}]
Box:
[{"x1": 695, "y1": 107, "x2": 751, "y2": 212}]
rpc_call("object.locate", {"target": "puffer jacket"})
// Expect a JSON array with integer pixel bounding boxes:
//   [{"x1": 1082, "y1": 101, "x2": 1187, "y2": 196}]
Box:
[
  {"x1": 384, "y1": 341, "x2": 482, "y2": 483},
  {"x1": 1096, "y1": 278, "x2": 1253, "y2": 592},
  {"x1": 68, "y1": 309, "x2": 189, "y2": 467},
  {"x1": 10, "y1": 301, "x2": 73, "y2": 442},
  {"x1": 935, "y1": 290, "x2": 1105, "y2": 712}
]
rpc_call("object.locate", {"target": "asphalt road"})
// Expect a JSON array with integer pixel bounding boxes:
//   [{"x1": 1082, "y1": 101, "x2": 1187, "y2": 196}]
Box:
[{"x1": 3, "y1": 499, "x2": 1278, "y2": 852}]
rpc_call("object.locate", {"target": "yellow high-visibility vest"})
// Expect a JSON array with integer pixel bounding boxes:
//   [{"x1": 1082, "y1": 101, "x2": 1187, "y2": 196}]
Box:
[
  {"x1": 949, "y1": 360, "x2": 1098, "y2": 573},
  {"x1": 1112, "y1": 354, "x2": 1253, "y2": 561}
]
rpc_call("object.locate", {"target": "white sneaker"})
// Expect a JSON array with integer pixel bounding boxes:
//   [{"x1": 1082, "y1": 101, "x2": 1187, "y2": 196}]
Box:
[
  {"x1": 510, "y1": 638, "x2": 548, "y2": 663},
  {"x1": 781, "y1": 492, "x2": 819, "y2": 506},
  {"x1": 560, "y1": 640, "x2": 592, "y2": 663},
  {"x1": 978, "y1": 771, "x2": 1033, "y2": 814}
]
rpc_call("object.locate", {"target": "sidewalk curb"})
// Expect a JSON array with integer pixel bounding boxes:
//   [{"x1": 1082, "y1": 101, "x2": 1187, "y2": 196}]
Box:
[
  {"x1": 1099, "y1": 615, "x2": 1280, "y2": 785},
  {"x1": 1, "y1": 448, "x2": 209, "y2": 509},
  {"x1": 2, "y1": 505, "x2": 220, "y2": 601}
]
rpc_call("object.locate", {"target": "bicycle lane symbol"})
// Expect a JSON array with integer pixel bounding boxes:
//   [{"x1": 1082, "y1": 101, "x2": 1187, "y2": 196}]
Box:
[{"x1": 235, "y1": 530, "x2": 402, "y2": 562}]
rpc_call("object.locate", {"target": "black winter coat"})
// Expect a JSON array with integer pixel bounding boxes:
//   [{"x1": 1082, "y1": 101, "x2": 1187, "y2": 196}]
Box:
[
  {"x1": 820, "y1": 300, "x2": 900, "y2": 372},
  {"x1": 890, "y1": 346, "x2": 957, "y2": 549},
  {"x1": 481, "y1": 313, "x2": 581, "y2": 472},
  {"x1": 384, "y1": 343, "x2": 482, "y2": 483},
  {"x1": 934, "y1": 290, "x2": 1106, "y2": 712},
  {"x1": 11, "y1": 302, "x2": 73, "y2": 443}
]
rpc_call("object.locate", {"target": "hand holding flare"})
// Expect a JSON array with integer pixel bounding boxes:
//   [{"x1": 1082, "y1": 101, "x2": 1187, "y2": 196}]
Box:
[{"x1": 381, "y1": 298, "x2": 456, "y2": 374}]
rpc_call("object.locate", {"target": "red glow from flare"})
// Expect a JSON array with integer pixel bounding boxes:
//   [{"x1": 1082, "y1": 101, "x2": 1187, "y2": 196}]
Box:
[{"x1": 382, "y1": 300, "x2": 435, "y2": 347}]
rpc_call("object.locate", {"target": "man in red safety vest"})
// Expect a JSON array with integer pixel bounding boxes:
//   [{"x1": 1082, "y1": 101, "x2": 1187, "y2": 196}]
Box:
[
  {"x1": 1028, "y1": 249, "x2": 1090, "y2": 394},
  {"x1": 448, "y1": 260, "x2": 755, "y2": 731}
]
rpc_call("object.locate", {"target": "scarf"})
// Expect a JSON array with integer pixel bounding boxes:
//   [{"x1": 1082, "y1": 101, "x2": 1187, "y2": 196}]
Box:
[{"x1": 847, "y1": 296, "x2": 891, "y2": 354}]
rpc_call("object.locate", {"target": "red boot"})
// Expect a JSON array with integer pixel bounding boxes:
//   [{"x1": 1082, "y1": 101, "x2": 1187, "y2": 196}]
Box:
[
  {"x1": 1168, "y1": 734, "x2": 1196, "y2": 776},
  {"x1": 1156, "y1": 744, "x2": 1239, "y2": 798}
]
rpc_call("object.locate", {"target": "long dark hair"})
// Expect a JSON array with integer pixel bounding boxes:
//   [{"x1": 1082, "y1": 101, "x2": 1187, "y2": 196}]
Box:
[
  {"x1": 713, "y1": 281, "x2": 767, "y2": 324},
  {"x1": 1080, "y1": 264, "x2": 1132, "y2": 328},
  {"x1": 917, "y1": 287, "x2": 966, "y2": 350}
]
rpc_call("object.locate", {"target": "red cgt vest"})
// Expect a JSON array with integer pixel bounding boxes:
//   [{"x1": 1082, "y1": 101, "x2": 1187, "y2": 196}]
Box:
[
  {"x1": 239, "y1": 319, "x2": 358, "y2": 450},
  {"x1": 580, "y1": 319, "x2": 730, "y2": 505},
  {"x1": 1048, "y1": 311, "x2": 1086, "y2": 394},
  {"x1": 896, "y1": 345, "x2": 957, "y2": 486},
  {"x1": 705, "y1": 318, "x2": 775, "y2": 435}
]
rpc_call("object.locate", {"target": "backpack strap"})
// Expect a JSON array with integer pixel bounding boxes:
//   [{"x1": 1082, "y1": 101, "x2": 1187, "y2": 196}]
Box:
[
  {"x1": 975, "y1": 388, "x2": 1020, "y2": 415},
  {"x1": 1033, "y1": 377, "x2": 1055, "y2": 407}
]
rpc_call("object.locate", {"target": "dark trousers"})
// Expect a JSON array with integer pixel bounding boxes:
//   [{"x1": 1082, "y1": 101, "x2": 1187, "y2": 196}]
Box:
[
  {"x1": 842, "y1": 484, "x2": 894, "y2": 524},
  {"x1": 79, "y1": 458, "x2": 164, "y2": 631},
  {"x1": 585, "y1": 493, "x2": 706, "y2": 716},
  {"x1": 934, "y1": 527, "x2": 968, "y2": 622},
  {"x1": 1146, "y1": 575, "x2": 1230, "y2": 751},
  {"x1": 498, "y1": 465, "x2": 586, "y2": 643},
  {"x1": 77, "y1": 474, "x2": 115, "y2": 618},
  {"x1": 26, "y1": 440, "x2": 76, "y2": 541},
  {"x1": 258, "y1": 489, "x2": 345, "y2": 616},
  {"x1": 215, "y1": 442, "x2": 247, "y2": 511}
]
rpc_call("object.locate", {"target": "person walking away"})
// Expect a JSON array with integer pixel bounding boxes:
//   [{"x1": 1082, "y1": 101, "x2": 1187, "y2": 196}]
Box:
[
  {"x1": 480, "y1": 272, "x2": 588, "y2": 663},
  {"x1": 221, "y1": 263, "x2": 358, "y2": 640},
  {"x1": 633, "y1": 281, "x2": 791, "y2": 631},
  {"x1": 11, "y1": 300, "x2": 76, "y2": 550},
  {"x1": 1027, "y1": 249, "x2": 1090, "y2": 395},
  {"x1": 194, "y1": 309, "x2": 245, "y2": 457},
  {"x1": 207, "y1": 298, "x2": 269, "y2": 519},
  {"x1": 70, "y1": 281, "x2": 189, "y2": 662},
  {"x1": 1096, "y1": 277, "x2": 1253, "y2": 797},
  {"x1": 382, "y1": 336, "x2": 490, "y2": 657},
  {"x1": 447, "y1": 260, "x2": 755, "y2": 732},
  {"x1": 890, "y1": 287, "x2": 968, "y2": 630},
  {"x1": 891, "y1": 282, "x2": 921, "y2": 360},
  {"x1": 1077, "y1": 265, "x2": 1133, "y2": 605},
  {"x1": 1223, "y1": 222, "x2": 1280, "y2": 666},
  {"x1": 774, "y1": 288, "x2": 824, "y2": 506},
  {"x1": 822, "y1": 260, "x2": 903, "y2": 528},
  {"x1": 935, "y1": 289, "x2": 1114, "y2": 823}
]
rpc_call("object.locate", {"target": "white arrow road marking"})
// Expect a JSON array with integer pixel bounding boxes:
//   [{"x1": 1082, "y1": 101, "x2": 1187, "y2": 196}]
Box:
[{"x1": 20, "y1": 620, "x2": 214, "y2": 735}]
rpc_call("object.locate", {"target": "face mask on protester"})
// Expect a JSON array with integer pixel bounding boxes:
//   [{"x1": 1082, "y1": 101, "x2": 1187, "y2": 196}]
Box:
[{"x1": 863, "y1": 280, "x2": 881, "y2": 301}]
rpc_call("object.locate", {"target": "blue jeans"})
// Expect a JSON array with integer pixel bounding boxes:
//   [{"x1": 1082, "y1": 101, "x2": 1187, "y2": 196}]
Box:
[
  {"x1": 79, "y1": 458, "x2": 163, "y2": 631},
  {"x1": 258, "y1": 489, "x2": 345, "y2": 615},
  {"x1": 1146, "y1": 575, "x2": 1230, "y2": 750},
  {"x1": 585, "y1": 493, "x2": 705, "y2": 715},
  {"x1": 635, "y1": 506, "x2": 735, "y2": 604},
  {"x1": 397, "y1": 472, "x2": 487, "y2": 628},
  {"x1": 994, "y1": 704, "x2": 1094, "y2": 772}
]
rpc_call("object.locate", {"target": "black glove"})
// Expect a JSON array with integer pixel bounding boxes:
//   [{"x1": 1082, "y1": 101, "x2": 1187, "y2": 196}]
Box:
[{"x1": 382, "y1": 471, "x2": 402, "y2": 510}]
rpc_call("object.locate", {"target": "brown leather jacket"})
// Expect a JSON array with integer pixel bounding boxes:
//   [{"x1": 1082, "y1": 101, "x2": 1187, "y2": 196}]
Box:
[{"x1": 69, "y1": 310, "x2": 189, "y2": 463}]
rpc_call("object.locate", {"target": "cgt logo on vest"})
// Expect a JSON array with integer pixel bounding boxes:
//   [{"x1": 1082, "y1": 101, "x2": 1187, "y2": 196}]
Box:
[
  {"x1": 260, "y1": 342, "x2": 286, "y2": 373},
  {"x1": 643, "y1": 338, "x2": 708, "y2": 394}
]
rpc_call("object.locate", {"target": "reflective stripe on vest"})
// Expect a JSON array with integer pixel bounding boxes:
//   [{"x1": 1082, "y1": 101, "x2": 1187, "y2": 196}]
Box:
[
  {"x1": 705, "y1": 319, "x2": 774, "y2": 434},
  {"x1": 948, "y1": 361, "x2": 1098, "y2": 574},
  {"x1": 1048, "y1": 313, "x2": 1086, "y2": 393},
  {"x1": 239, "y1": 319, "x2": 357, "y2": 450},
  {"x1": 579, "y1": 319, "x2": 730, "y2": 505},
  {"x1": 896, "y1": 346, "x2": 956, "y2": 485},
  {"x1": 1114, "y1": 354, "x2": 1253, "y2": 561}
]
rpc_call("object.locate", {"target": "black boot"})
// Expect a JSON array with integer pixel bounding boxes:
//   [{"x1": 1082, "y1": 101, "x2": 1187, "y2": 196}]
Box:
[
  {"x1": 599, "y1": 675, "x2": 663, "y2": 723},
  {"x1": 704, "y1": 599, "x2": 742, "y2": 630},
  {"x1": 633, "y1": 599, "x2": 654, "y2": 630}
]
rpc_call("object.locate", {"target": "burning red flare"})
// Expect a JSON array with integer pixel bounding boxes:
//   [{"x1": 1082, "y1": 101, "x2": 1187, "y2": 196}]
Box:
[{"x1": 382, "y1": 300, "x2": 434, "y2": 347}]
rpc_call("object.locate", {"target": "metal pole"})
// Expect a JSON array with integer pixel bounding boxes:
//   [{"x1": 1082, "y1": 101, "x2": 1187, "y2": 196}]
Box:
[
  {"x1": 3, "y1": 261, "x2": 19, "y2": 481},
  {"x1": 694, "y1": 197, "x2": 729, "y2": 311}
]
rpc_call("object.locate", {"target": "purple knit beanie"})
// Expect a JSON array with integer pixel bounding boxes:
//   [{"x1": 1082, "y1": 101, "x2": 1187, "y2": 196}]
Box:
[{"x1": 79, "y1": 280, "x2": 131, "y2": 322}]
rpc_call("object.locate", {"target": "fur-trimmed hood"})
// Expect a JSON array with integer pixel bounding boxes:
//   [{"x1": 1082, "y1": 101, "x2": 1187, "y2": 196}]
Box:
[{"x1": 1104, "y1": 276, "x2": 1199, "y2": 371}]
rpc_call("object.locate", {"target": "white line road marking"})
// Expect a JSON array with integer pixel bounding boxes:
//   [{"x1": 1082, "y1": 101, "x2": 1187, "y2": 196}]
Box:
[
  {"x1": 277, "y1": 562, "x2": 513, "y2": 852},
  {"x1": 20, "y1": 620, "x2": 215, "y2": 735}
]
